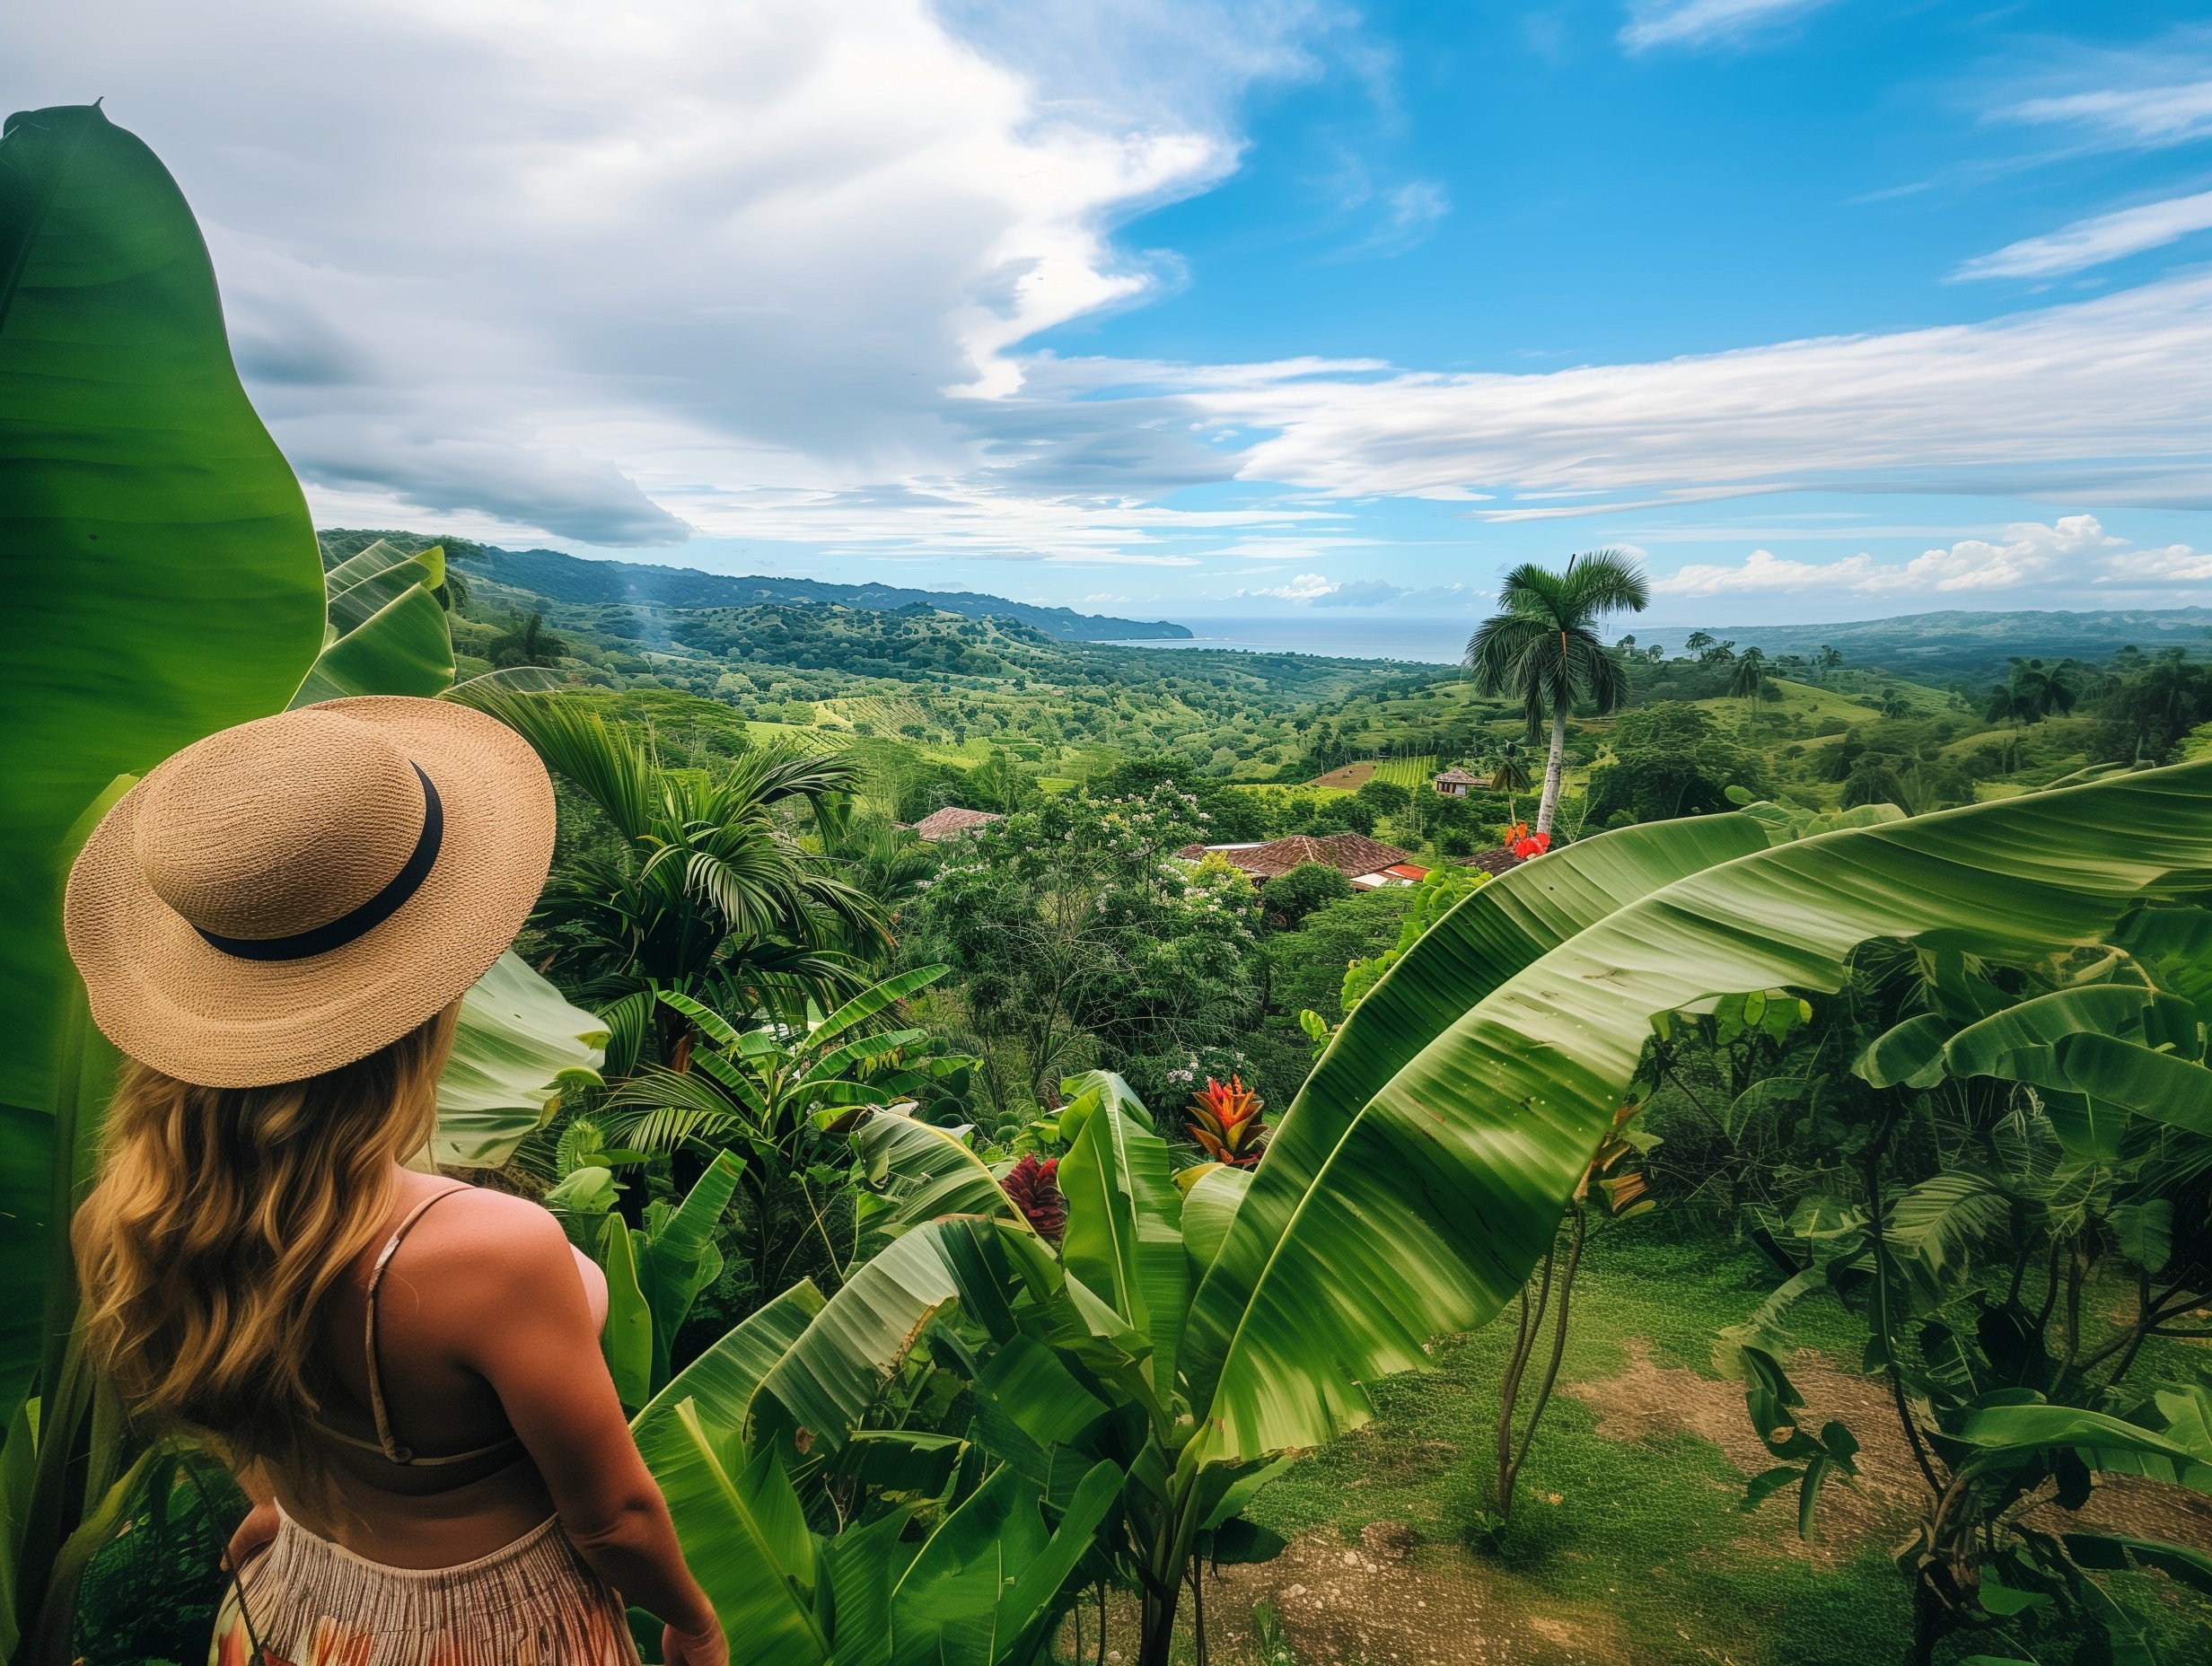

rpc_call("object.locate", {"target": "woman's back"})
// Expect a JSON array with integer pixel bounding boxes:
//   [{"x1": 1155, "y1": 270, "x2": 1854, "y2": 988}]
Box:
[
  {"x1": 66, "y1": 699, "x2": 724, "y2": 1662},
  {"x1": 287, "y1": 1176, "x2": 611, "y2": 1566}
]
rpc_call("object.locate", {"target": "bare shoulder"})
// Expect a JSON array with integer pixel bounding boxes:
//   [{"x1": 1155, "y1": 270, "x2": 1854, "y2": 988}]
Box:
[{"x1": 404, "y1": 1184, "x2": 578, "y2": 1292}]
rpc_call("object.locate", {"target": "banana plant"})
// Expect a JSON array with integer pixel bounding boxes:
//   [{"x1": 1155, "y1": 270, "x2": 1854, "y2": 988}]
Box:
[
  {"x1": 0, "y1": 106, "x2": 606, "y2": 1659},
  {"x1": 605, "y1": 969, "x2": 973, "y2": 1301},
  {"x1": 290, "y1": 537, "x2": 457, "y2": 706},
  {"x1": 663, "y1": 764, "x2": 2212, "y2": 1665},
  {"x1": 548, "y1": 1144, "x2": 749, "y2": 1409},
  {"x1": 1707, "y1": 885, "x2": 2212, "y2": 1658}
]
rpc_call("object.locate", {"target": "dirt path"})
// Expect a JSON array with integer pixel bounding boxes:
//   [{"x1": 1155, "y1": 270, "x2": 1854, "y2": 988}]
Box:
[
  {"x1": 1561, "y1": 1338, "x2": 2212, "y2": 1559},
  {"x1": 1206, "y1": 1523, "x2": 1635, "y2": 1666}
]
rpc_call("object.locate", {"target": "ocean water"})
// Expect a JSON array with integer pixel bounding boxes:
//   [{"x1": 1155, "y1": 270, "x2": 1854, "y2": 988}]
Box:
[{"x1": 1108, "y1": 615, "x2": 1470, "y2": 664}]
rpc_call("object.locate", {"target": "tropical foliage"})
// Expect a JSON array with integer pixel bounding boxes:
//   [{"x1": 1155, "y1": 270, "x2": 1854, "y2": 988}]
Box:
[{"x1": 456, "y1": 685, "x2": 887, "y2": 1026}]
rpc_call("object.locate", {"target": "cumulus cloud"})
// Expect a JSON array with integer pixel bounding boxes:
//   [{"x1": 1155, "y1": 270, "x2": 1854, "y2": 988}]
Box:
[
  {"x1": 1251, "y1": 572, "x2": 1340, "y2": 601},
  {"x1": 1653, "y1": 515, "x2": 2212, "y2": 598},
  {"x1": 4, "y1": 0, "x2": 1316, "y2": 547},
  {"x1": 9, "y1": 1, "x2": 2212, "y2": 569},
  {"x1": 1620, "y1": 0, "x2": 1831, "y2": 53},
  {"x1": 1956, "y1": 190, "x2": 2212, "y2": 280}
]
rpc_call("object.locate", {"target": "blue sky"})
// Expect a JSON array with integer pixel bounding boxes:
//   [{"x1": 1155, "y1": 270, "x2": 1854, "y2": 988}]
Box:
[{"x1": 11, "y1": 0, "x2": 2212, "y2": 630}]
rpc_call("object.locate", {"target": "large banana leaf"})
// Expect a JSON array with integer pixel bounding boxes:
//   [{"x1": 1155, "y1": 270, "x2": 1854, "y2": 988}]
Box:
[
  {"x1": 1184, "y1": 764, "x2": 2212, "y2": 1463},
  {"x1": 634, "y1": 1282, "x2": 828, "y2": 1477},
  {"x1": 752, "y1": 1226, "x2": 965, "y2": 1454},
  {"x1": 1943, "y1": 985, "x2": 2192, "y2": 1077},
  {"x1": 0, "y1": 104, "x2": 325, "y2": 1409},
  {"x1": 1279, "y1": 814, "x2": 1771, "y2": 1179},
  {"x1": 434, "y1": 950, "x2": 609, "y2": 1168},
  {"x1": 289, "y1": 539, "x2": 454, "y2": 706},
  {"x1": 1056, "y1": 1075, "x2": 1187, "y2": 1397},
  {"x1": 850, "y1": 1111, "x2": 1027, "y2": 1239},
  {"x1": 654, "y1": 1413, "x2": 829, "y2": 1666}
]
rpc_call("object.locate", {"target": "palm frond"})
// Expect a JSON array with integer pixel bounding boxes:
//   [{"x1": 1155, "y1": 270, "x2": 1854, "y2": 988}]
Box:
[{"x1": 452, "y1": 685, "x2": 657, "y2": 837}]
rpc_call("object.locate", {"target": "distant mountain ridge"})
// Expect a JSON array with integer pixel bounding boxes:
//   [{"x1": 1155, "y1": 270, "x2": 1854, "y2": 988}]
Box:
[
  {"x1": 420, "y1": 539, "x2": 1192, "y2": 641},
  {"x1": 1682, "y1": 605, "x2": 2212, "y2": 684}
]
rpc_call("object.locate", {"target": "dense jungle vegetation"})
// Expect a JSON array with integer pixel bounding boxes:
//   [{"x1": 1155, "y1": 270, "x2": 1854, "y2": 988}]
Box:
[{"x1": 7, "y1": 105, "x2": 2212, "y2": 1666}]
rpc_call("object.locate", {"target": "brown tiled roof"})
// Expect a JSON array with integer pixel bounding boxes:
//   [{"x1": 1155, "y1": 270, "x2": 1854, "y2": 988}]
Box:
[
  {"x1": 1181, "y1": 832, "x2": 1415, "y2": 881},
  {"x1": 1462, "y1": 846, "x2": 1525, "y2": 876},
  {"x1": 910, "y1": 805, "x2": 1003, "y2": 841},
  {"x1": 1432, "y1": 768, "x2": 1479, "y2": 785}
]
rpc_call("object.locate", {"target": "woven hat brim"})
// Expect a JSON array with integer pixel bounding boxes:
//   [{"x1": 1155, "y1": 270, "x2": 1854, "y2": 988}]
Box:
[{"x1": 64, "y1": 697, "x2": 556, "y2": 1089}]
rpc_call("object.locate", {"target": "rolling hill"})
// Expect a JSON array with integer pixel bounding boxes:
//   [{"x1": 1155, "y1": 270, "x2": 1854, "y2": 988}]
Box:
[
  {"x1": 1690, "y1": 606, "x2": 2212, "y2": 685},
  {"x1": 320, "y1": 532, "x2": 1192, "y2": 642}
]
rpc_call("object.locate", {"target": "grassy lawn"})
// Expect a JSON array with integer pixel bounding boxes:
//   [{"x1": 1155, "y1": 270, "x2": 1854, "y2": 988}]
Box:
[{"x1": 1212, "y1": 1221, "x2": 1913, "y2": 1666}]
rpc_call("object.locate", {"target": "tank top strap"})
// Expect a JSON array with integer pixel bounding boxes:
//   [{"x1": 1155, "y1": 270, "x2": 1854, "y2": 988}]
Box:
[{"x1": 363, "y1": 1184, "x2": 472, "y2": 1464}]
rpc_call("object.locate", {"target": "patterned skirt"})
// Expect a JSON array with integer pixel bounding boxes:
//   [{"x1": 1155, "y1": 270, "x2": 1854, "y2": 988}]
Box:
[{"x1": 208, "y1": 1504, "x2": 639, "y2": 1666}]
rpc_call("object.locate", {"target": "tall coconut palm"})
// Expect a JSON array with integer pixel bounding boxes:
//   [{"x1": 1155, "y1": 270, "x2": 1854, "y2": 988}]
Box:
[{"x1": 1467, "y1": 549, "x2": 1650, "y2": 835}]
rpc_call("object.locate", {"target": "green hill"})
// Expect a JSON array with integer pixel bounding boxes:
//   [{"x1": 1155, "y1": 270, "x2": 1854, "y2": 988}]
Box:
[
  {"x1": 1683, "y1": 606, "x2": 2212, "y2": 685},
  {"x1": 320, "y1": 528, "x2": 1192, "y2": 642}
]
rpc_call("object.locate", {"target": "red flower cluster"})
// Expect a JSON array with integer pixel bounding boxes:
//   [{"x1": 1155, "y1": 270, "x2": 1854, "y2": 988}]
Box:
[
  {"x1": 1505, "y1": 820, "x2": 1551, "y2": 861},
  {"x1": 1001, "y1": 1153, "x2": 1066, "y2": 1242},
  {"x1": 1187, "y1": 1075, "x2": 1268, "y2": 1168}
]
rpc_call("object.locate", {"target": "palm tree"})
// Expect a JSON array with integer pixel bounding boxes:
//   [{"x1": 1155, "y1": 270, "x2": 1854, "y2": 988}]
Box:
[
  {"x1": 1983, "y1": 657, "x2": 2077, "y2": 728},
  {"x1": 1728, "y1": 645, "x2": 1770, "y2": 727},
  {"x1": 455, "y1": 687, "x2": 887, "y2": 1052},
  {"x1": 831, "y1": 812, "x2": 936, "y2": 922},
  {"x1": 1467, "y1": 549, "x2": 1650, "y2": 835},
  {"x1": 488, "y1": 609, "x2": 565, "y2": 669},
  {"x1": 1816, "y1": 644, "x2": 1844, "y2": 683},
  {"x1": 608, "y1": 969, "x2": 964, "y2": 1299},
  {"x1": 1486, "y1": 738, "x2": 1532, "y2": 812}
]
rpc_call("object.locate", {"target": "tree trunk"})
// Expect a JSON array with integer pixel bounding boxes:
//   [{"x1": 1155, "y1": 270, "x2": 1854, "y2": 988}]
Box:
[{"x1": 1536, "y1": 705, "x2": 1568, "y2": 836}]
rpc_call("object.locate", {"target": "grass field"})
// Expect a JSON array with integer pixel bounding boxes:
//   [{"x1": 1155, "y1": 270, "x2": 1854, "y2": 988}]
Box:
[
  {"x1": 1371, "y1": 755, "x2": 1440, "y2": 790},
  {"x1": 1179, "y1": 1219, "x2": 2210, "y2": 1666}
]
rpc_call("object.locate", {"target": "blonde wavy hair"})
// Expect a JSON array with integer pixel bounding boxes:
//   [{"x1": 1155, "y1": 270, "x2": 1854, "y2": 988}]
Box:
[{"x1": 74, "y1": 1003, "x2": 461, "y2": 1463}]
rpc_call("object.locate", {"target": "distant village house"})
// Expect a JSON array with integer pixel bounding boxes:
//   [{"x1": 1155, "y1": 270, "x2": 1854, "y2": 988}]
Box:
[
  {"x1": 1432, "y1": 767, "x2": 1479, "y2": 797},
  {"x1": 907, "y1": 805, "x2": 1003, "y2": 842},
  {"x1": 1175, "y1": 832, "x2": 1428, "y2": 890}
]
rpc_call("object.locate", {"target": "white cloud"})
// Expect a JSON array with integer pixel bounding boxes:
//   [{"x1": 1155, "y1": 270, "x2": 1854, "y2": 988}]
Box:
[
  {"x1": 1080, "y1": 274, "x2": 2212, "y2": 511},
  {"x1": 2010, "y1": 78, "x2": 2212, "y2": 149},
  {"x1": 2102, "y1": 543, "x2": 2212, "y2": 583},
  {"x1": 1620, "y1": 0, "x2": 1830, "y2": 53},
  {"x1": 3, "y1": 0, "x2": 1319, "y2": 547},
  {"x1": 1250, "y1": 573, "x2": 1339, "y2": 601},
  {"x1": 1955, "y1": 190, "x2": 2212, "y2": 280},
  {"x1": 1310, "y1": 578, "x2": 1407, "y2": 607},
  {"x1": 1653, "y1": 514, "x2": 2201, "y2": 598}
]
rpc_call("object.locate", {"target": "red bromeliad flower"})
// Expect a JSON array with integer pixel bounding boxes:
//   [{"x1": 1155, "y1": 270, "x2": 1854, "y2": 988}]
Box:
[
  {"x1": 1187, "y1": 1075, "x2": 1268, "y2": 1168},
  {"x1": 1504, "y1": 821, "x2": 1551, "y2": 861},
  {"x1": 1001, "y1": 1153, "x2": 1066, "y2": 1242}
]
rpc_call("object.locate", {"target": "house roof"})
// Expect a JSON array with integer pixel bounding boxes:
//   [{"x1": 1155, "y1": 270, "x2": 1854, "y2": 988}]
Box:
[
  {"x1": 909, "y1": 805, "x2": 1003, "y2": 841},
  {"x1": 1462, "y1": 847, "x2": 1525, "y2": 877},
  {"x1": 1177, "y1": 831, "x2": 1416, "y2": 881},
  {"x1": 1432, "y1": 768, "x2": 1479, "y2": 785}
]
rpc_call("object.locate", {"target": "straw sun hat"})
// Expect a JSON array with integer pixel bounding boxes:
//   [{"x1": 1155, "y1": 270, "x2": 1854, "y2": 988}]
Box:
[{"x1": 65, "y1": 697, "x2": 555, "y2": 1089}]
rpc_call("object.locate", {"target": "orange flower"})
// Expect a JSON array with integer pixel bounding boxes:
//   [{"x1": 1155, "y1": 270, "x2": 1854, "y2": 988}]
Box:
[{"x1": 1187, "y1": 1075, "x2": 1268, "y2": 1167}]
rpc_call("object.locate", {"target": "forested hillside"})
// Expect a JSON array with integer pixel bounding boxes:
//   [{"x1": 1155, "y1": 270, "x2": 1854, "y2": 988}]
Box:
[{"x1": 318, "y1": 527, "x2": 1192, "y2": 639}]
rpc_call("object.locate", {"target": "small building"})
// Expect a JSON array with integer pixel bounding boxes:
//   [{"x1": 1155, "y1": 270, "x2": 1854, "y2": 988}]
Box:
[
  {"x1": 1462, "y1": 847, "x2": 1525, "y2": 877},
  {"x1": 1432, "y1": 767, "x2": 1479, "y2": 797},
  {"x1": 908, "y1": 805, "x2": 1003, "y2": 842},
  {"x1": 1176, "y1": 832, "x2": 1428, "y2": 889}
]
